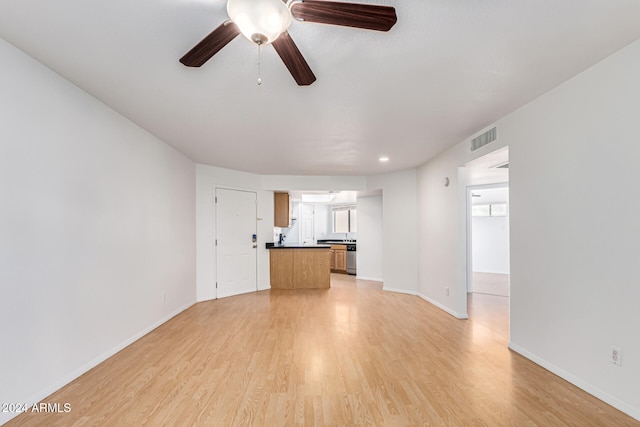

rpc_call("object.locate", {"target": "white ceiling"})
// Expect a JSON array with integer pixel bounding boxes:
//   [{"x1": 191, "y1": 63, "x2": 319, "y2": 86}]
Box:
[{"x1": 1, "y1": 1, "x2": 639, "y2": 176}]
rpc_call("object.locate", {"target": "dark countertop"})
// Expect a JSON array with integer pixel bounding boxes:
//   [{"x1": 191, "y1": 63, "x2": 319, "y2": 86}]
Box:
[
  {"x1": 317, "y1": 239, "x2": 356, "y2": 244},
  {"x1": 266, "y1": 243, "x2": 331, "y2": 249}
]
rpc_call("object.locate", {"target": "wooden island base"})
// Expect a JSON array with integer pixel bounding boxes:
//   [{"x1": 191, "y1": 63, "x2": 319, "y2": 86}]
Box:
[{"x1": 269, "y1": 247, "x2": 330, "y2": 289}]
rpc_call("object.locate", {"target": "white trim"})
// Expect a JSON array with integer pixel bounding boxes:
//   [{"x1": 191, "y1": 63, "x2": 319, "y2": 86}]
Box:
[
  {"x1": 356, "y1": 276, "x2": 383, "y2": 283},
  {"x1": 0, "y1": 302, "x2": 195, "y2": 426},
  {"x1": 508, "y1": 342, "x2": 640, "y2": 422},
  {"x1": 383, "y1": 286, "x2": 418, "y2": 296},
  {"x1": 418, "y1": 292, "x2": 469, "y2": 319},
  {"x1": 383, "y1": 288, "x2": 469, "y2": 319},
  {"x1": 466, "y1": 186, "x2": 474, "y2": 293}
]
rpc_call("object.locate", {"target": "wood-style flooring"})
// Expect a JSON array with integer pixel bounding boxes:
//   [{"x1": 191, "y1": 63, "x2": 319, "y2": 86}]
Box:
[
  {"x1": 468, "y1": 292, "x2": 510, "y2": 341},
  {"x1": 6, "y1": 274, "x2": 638, "y2": 426},
  {"x1": 472, "y1": 272, "x2": 510, "y2": 297}
]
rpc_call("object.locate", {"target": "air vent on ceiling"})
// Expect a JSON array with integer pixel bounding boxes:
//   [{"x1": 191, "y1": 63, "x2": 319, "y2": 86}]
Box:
[{"x1": 470, "y1": 127, "x2": 497, "y2": 151}]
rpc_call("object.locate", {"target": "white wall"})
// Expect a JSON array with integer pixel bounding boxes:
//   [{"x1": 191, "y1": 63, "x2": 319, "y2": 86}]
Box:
[
  {"x1": 0, "y1": 38, "x2": 196, "y2": 425},
  {"x1": 417, "y1": 39, "x2": 640, "y2": 419},
  {"x1": 279, "y1": 202, "x2": 300, "y2": 244},
  {"x1": 356, "y1": 195, "x2": 383, "y2": 281},
  {"x1": 471, "y1": 187, "x2": 510, "y2": 274},
  {"x1": 417, "y1": 145, "x2": 500, "y2": 318},
  {"x1": 366, "y1": 170, "x2": 419, "y2": 294},
  {"x1": 195, "y1": 164, "x2": 272, "y2": 300},
  {"x1": 264, "y1": 175, "x2": 366, "y2": 192},
  {"x1": 506, "y1": 39, "x2": 640, "y2": 419},
  {"x1": 471, "y1": 216, "x2": 510, "y2": 274}
]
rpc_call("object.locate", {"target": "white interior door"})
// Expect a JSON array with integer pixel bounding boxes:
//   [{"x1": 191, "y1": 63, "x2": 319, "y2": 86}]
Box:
[
  {"x1": 301, "y1": 204, "x2": 315, "y2": 245},
  {"x1": 216, "y1": 188, "x2": 257, "y2": 298}
]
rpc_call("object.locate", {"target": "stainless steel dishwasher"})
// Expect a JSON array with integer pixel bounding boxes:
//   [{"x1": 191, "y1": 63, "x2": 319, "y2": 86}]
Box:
[{"x1": 346, "y1": 243, "x2": 357, "y2": 275}]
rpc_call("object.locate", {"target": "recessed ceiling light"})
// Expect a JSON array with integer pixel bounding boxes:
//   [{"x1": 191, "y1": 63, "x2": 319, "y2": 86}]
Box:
[{"x1": 379, "y1": 156, "x2": 389, "y2": 162}]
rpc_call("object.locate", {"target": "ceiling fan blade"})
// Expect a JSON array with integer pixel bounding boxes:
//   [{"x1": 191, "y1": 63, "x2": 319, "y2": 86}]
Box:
[
  {"x1": 180, "y1": 21, "x2": 240, "y2": 67},
  {"x1": 290, "y1": 1, "x2": 397, "y2": 32},
  {"x1": 271, "y1": 31, "x2": 317, "y2": 86}
]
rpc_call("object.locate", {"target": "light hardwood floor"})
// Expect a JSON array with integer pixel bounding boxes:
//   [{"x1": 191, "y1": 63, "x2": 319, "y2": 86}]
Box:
[
  {"x1": 468, "y1": 292, "x2": 510, "y2": 340},
  {"x1": 7, "y1": 275, "x2": 638, "y2": 426},
  {"x1": 472, "y1": 272, "x2": 510, "y2": 297}
]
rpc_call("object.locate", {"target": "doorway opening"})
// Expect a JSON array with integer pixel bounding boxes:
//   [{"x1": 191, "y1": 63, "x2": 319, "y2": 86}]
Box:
[
  {"x1": 464, "y1": 147, "x2": 510, "y2": 339},
  {"x1": 468, "y1": 185, "x2": 510, "y2": 296}
]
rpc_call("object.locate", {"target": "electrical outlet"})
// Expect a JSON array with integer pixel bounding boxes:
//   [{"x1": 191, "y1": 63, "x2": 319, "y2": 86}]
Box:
[
  {"x1": 610, "y1": 346, "x2": 622, "y2": 366},
  {"x1": 445, "y1": 287, "x2": 450, "y2": 296},
  {"x1": 161, "y1": 292, "x2": 166, "y2": 303}
]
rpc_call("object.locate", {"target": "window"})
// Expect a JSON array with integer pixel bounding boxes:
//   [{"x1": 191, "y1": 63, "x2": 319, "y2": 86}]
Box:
[
  {"x1": 333, "y1": 207, "x2": 357, "y2": 233},
  {"x1": 472, "y1": 203, "x2": 507, "y2": 217}
]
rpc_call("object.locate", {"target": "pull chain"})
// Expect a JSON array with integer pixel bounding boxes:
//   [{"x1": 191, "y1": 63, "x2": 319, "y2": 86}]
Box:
[
  {"x1": 257, "y1": 43, "x2": 262, "y2": 86},
  {"x1": 251, "y1": 34, "x2": 267, "y2": 86}
]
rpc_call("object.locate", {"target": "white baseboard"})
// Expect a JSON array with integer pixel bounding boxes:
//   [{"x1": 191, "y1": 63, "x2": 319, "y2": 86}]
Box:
[
  {"x1": 382, "y1": 288, "x2": 469, "y2": 320},
  {"x1": 0, "y1": 301, "x2": 195, "y2": 426},
  {"x1": 508, "y1": 342, "x2": 640, "y2": 422},
  {"x1": 383, "y1": 286, "x2": 418, "y2": 296},
  {"x1": 417, "y1": 293, "x2": 469, "y2": 319},
  {"x1": 356, "y1": 276, "x2": 383, "y2": 282}
]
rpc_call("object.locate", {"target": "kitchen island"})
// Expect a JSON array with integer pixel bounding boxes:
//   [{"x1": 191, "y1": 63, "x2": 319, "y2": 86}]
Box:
[{"x1": 267, "y1": 243, "x2": 331, "y2": 289}]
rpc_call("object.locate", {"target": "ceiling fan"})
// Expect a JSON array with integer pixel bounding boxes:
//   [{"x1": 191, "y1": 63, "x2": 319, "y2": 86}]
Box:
[{"x1": 179, "y1": 0, "x2": 397, "y2": 86}]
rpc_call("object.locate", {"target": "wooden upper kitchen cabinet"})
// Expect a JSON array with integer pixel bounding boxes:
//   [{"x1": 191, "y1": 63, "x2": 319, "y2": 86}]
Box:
[
  {"x1": 330, "y1": 244, "x2": 347, "y2": 274},
  {"x1": 274, "y1": 192, "x2": 292, "y2": 227}
]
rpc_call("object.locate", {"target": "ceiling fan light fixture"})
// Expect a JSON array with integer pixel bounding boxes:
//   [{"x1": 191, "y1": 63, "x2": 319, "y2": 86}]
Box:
[
  {"x1": 181, "y1": 0, "x2": 397, "y2": 86},
  {"x1": 227, "y1": 0, "x2": 292, "y2": 45}
]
